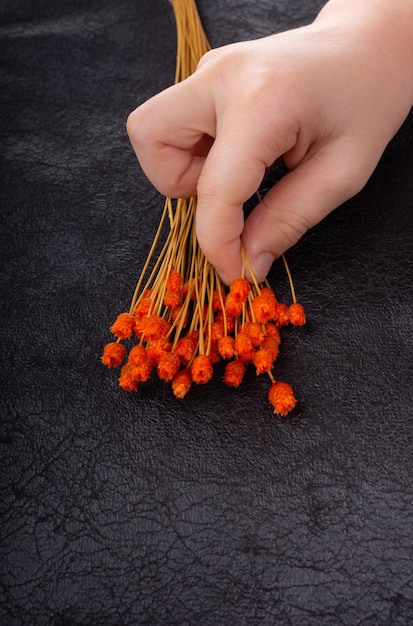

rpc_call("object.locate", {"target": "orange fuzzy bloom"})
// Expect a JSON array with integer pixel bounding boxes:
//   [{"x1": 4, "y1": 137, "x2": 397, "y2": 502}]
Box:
[
  {"x1": 101, "y1": 342, "x2": 126, "y2": 368},
  {"x1": 224, "y1": 293, "x2": 243, "y2": 317},
  {"x1": 251, "y1": 293, "x2": 277, "y2": 324},
  {"x1": 274, "y1": 303, "x2": 290, "y2": 326},
  {"x1": 208, "y1": 347, "x2": 220, "y2": 365},
  {"x1": 234, "y1": 331, "x2": 254, "y2": 358},
  {"x1": 229, "y1": 277, "x2": 251, "y2": 303},
  {"x1": 119, "y1": 363, "x2": 139, "y2": 392},
  {"x1": 191, "y1": 354, "x2": 213, "y2": 385},
  {"x1": 157, "y1": 352, "x2": 180, "y2": 382},
  {"x1": 268, "y1": 381, "x2": 297, "y2": 416},
  {"x1": 261, "y1": 336, "x2": 280, "y2": 361},
  {"x1": 224, "y1": 360, "x2": 246, "y2": 387},
  {"x1": 146, "y1": 338, "x2": 172, "y2": 365},
  {"x1": 131, "y1": 361, "x2": 152, "y2": 383},
  {"x1": 215, "y1": 311, "x2": 235, "y2": 334},
  {"x1": 172, "y1": 368, "x2": 192, "y2": 399},
  {"x1": 110, "y1": 312, "x2": 136, "y2": 339},
  {"x1": 265, "y1": 323, "x2": 281, "y2": 344},
  {"x1": 182, "y1": 279, "x2": 197, "y2": 299},
  {"x1": 128, "y1": 344, "x2": 149, "y2": 366},
  {"x1": 163, "y1": 291, "x2": 181, "y2": 310},
  {"x1": 139, "y1": 315, "x2": 171, "y2": 342},
  {"x1": 175, "y1": 336, "x2": 196, "y2": 365},
  {"x1": 134, "y1": 289, "x2": 153, "y2": 319},
  {"x1": 218, "y1": 336, "x2": 236, "y2": 359},
  {"x1": 166, "y1": 268, "x2": 183, "y2": 292},
  {"x1": 253, "y1": 347, "x2": 274, "y2": 375},
  {"x1": 171, "y1": 305, "x2": 189, "y2": 327},
  {"x1": 243, "y1": 321, "x2": 265, "y2": 347},
  {"x1": 211, "y1": 289, "x2": 223, "y2": 312},
  {"x1": 289, "y1": 303, "x2": 306, "y2": 326},
  {"x1": 210, "y1": 321, "x2": 224, "y2": 342}
]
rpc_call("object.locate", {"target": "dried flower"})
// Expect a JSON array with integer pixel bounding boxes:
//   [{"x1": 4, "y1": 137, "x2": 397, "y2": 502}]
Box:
[
  {"x1": 253, "y1": 348, "x2": 274, "y2": 375},
  {"x1": 274, "y1": 302, "x2": 290, "y2": 326},
  {"x1": 166, "y1": 268, "x2": 183, "y2": 292},
  {"x1": 218, "y1": 336, "x2": 236, "y2": 359},
  {"x1": 224, "y1": 360, "x2": 246, "y2": 387},
  {"x1": 101, "y1": 342, "x2": 126, "y2": 368},
  {"x1": 119, "y1": 363, "x2": 139, "y2": 392},
  {"x1": 157, "y1": 352, "x2": 180, "y2": 382},
  {"x1": 110, "y1": 312, "x2": 136, "y2": 339},
  {"x1": 268, "y1": 381, "x2": 297, "y2": 416},
  {"x1": 191, "y1": 355, "x2": 213, "y2": 385},
  {"x1": 289, "y1": 303, "x2": 306, "y2": 326},
  {"x1": 172, "y1": 368, "x2": 192, "y2": 399},
  {"x1": 175, "y1": 336, "x2": 196, "y2": 365},
  {"x1": 229, "y1": 277, "x2": 251, "y2": 303}
]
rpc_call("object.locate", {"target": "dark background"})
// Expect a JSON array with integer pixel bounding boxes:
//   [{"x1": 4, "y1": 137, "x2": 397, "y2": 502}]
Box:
[{"x1": 1, "y1": 1, "x2": 412, "y2": 624}]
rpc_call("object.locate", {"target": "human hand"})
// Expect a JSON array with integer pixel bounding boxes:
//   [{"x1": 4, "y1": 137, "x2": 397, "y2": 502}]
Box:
[{"x1": 127, "y1": 0, "x2": 413, "y2": 283}]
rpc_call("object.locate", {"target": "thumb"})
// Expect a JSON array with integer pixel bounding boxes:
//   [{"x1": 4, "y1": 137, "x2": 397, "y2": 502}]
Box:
[{"x1": 242, "y1": 142, "x2": 374, "y2": 281}]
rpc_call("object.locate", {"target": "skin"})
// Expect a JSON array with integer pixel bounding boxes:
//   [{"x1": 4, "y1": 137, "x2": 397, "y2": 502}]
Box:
[{"x1": 127, "y1": 0, "x2": 413, "y2": 284}]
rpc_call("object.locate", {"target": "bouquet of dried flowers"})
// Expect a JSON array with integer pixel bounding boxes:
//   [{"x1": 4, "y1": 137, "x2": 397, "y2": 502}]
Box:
[{"x1": 101, "y1": 0, "x2": 306, "y2": 416}]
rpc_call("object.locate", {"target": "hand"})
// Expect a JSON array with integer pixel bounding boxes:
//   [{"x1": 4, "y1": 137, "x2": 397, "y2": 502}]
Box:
[{"x1": 127, "y1": 0, "x2": 413, "y2": 283}]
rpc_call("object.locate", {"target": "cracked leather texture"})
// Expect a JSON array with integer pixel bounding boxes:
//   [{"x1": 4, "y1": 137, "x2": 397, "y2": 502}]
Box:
[{"x1": 1, "y1": 1, "x2": 413, "y2": 624}]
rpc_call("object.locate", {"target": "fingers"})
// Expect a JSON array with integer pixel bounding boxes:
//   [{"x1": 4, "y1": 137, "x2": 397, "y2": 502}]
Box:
[
  {"x1": 195, "y1": 113, "x2": 298, "y2": 283},
  {"x1": 242, "y1": 141, "x2": 375, "y2": 281},
  {"x1": 126, "y1": 76, "x2": 216, "y2": 198}
]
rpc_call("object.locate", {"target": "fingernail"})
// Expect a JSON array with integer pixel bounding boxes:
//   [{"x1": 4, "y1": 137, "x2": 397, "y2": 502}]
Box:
[{"x1": 253, "y1": 252, "x2": 275, "y2": 282}]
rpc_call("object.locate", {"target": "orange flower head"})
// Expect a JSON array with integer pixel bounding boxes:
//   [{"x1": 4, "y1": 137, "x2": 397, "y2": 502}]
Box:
[
  {"x1": 261, "y1": 336, "x2": 280, "y2": 361},
  {"x1": 157, "y1": 352, "x2": 180, "y2": 382},
  {"x1": 163, "y1": 290, "x2": 182, "y2": 310},
  {"x1": 146, "y1": 338, "x2": 172, "y2": 365},
  {"x1": 175, "y1": 336, "x2": 196, "y2": 365},
  {"x1": 274, "y1": 303, "x2": 290, "y2": 326},
  {"x1": 182, "y1": 279, "x2": 197, "y2": 299},
  {"x1": 224, "y1": 360, "x2": 246, "y2": 387},
  {"x1": 110, "y1": 312, "x2": 136, "y2": 340},
  {"x1": 101, "y1": 342, "x2": 126, "y2": 368},
  {"x1": 211, "y1": 289, "x2": 223, "y2": 312},
  {"x1": 261, "y1": 287, "x2": 277, "y2": 300},
  {"x1": 268, "y1": 381, "x2": 297, "y2": 416},
  {"x1": 217, "y1": 336, "x2": 236, "y2": 360},
  {"x1": 128, "y1": 344, "x2": 149, "y2": 367},
  {"x1": 253, "y1": 347, "x2": 274, "y2": 375},
  {"x1": 208, "y1": 347, "x2": 220, "y2": 365},
  {"x1": 131, "y1": 361, "x2": 152, "y2": 383},
  {"x1": 265, "y1": 323, "x2": 281, "y2": 345},
  {"x1": 171, "y1": 305, "x2": 189, "y2": 327},
  {"x1": 288, "y1": 303, "x2": 306, "y2": 326},
  {"x1": 191, "y1": 354, "x2": 213, "y2": 385},
  {"x1": 140, "y1": 315, "x2": 171, "y2": 342},
  {"x1": 251, "y1": 293, "x2": 277, "y2": 324},
  {"x1": 172, "y1": 368, "x2": 192, "y2": 399},
  {"x1": 243, "y1": 321, "x2": 265, "y2": 347},
  {"x1": 234, "y1": 331, "x2": 254, "y2": 358},
  {"x1": 224, "y1": 293, "x2": 243, "y2": 318},
  {"x1": 215, "y1": 311, "x2": 235, "y2": 334},
  {"x1": 166, "y1": 268, "x2": 183, "y2": 293},
  {"x1": 210, "y1": 321, "x2": 224, "y2": 342},
  {"x1": 229, "y1": 277, "x2": 251, "y2": 303},
  {"x1": 134, "y1": 289, "x2": 153, "y2": 319},
  {"x1": 119, "y1": 363, "x2": 139, "y2": 392}
]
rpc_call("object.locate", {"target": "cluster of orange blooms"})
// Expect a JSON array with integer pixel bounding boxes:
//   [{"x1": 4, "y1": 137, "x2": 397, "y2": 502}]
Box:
[
  {"x1": 102, "y1": 263, "x2": 306, "y2": 416},
  {"x1": 101, "y1": 0, "x2": 306, "y2": 416}
]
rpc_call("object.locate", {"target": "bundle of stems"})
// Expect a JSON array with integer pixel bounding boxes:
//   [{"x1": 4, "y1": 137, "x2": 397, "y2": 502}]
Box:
[{"x1": 101, "y1": 0, "x2": 306, "y2": 416}]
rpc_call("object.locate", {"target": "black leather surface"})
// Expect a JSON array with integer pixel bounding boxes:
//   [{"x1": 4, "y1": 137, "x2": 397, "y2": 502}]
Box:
[{"x1": 1, "y1": 1, "x2": 413, "y2": 624}]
